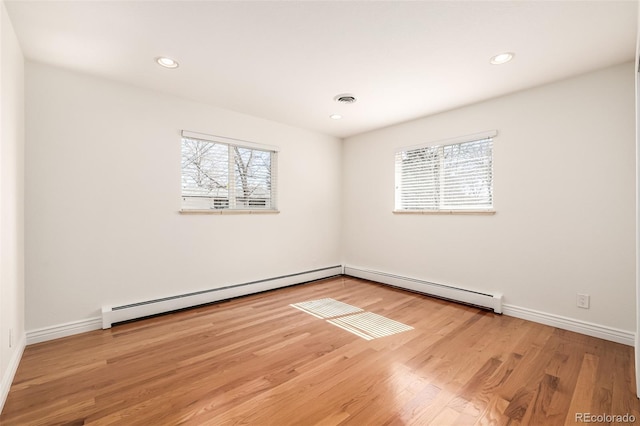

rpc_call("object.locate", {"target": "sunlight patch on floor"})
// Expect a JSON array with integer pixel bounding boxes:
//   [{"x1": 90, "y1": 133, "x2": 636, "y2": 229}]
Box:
[
  {"x1": 290, "y1": 298, "x2": 363, "y2": 319},
  {"x1": 290, "y1": 298, "x2": 413, "y2": 340},
  {"x1": 328, "y1": 311, "x2": 414, "y2": 340}
]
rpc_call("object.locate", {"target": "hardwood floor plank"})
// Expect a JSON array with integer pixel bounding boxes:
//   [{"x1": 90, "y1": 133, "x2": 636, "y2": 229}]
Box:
[
  {"x1": 1, "y1": 276, "x2": 638, "y2": 425},
  {"x1": 518, "y1": 373, "x2": 559, "y2": 425},
  {"x1": 564, "y1": 353, "x2": 599, "y2": 425},
  {"x1": 610, "y1": 345, "x2": 640, "y2": 422},
  {"x1": 458, "y1": 357, "x2": 503, "y2": 401}
]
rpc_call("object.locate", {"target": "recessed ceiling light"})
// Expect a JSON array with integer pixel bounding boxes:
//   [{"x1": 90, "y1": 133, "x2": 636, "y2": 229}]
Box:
[
  {"x1": 156, "y1": 56, "x2": 179, "y2": 68},
  {"x1": 490, "y1": 52, "x2": 514, "y2": 65},
  {"x1": 329, "y1": 114, "x2": 343, "y2": 120}
]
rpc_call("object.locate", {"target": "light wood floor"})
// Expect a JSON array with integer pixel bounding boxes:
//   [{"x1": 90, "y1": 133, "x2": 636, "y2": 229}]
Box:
[{"x1": 2, "y1": 276, "x2": 639, "y2": 425}]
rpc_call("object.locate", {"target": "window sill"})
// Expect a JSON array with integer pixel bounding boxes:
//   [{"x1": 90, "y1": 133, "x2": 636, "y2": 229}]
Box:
[
  {"x1": 393, "y1": 209, "x2": 496, "y2": 215},
  {"x1": 180, "y1": 209, "x2": 280, "y2": 215}
]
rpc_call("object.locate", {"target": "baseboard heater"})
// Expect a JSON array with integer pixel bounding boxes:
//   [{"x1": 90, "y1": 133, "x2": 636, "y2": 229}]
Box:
[
  {"x1": 344, "y1": 266, "x2": 502, "y2": 314},
  {"x1": 101, "y1": 266, "x2": 343, "y2": 328}
]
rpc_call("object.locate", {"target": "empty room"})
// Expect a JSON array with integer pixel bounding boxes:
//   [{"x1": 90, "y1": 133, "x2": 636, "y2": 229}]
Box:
[{"x1": 1, "y1": 0, "x2": 640, "y2": 424}]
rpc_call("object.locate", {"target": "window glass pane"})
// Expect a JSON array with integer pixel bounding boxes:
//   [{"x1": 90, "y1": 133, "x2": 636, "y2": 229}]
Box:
[
  {"x1": 233, "y1": 146, "x2": 272, "y2": 208},
  {"x1": 181, "y1": 138, "x2": 229, "y2": 206},
  {"x1": 395, "y1": 135, "x2": 493, "y2": 211},
  {"x1": 400, "y1": 146, "x2": 440, "y2": 210},
  {"x1": 442, "y1": 139, "x2": 492, "y2": 208},
  {"x1": 181, "y1": 135, "x2": 276, "y2": 211}
]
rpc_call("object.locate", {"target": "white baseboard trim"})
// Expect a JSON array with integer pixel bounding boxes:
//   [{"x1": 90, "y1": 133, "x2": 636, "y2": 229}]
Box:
[
  {"x1": 342, "y1": 266, "x2": 633, "y2": 346},
  {"x1": 502, "y1": 304, "x2": 635, "y2": 346},
  {"x1": 23, "y1": 272, "x2": 632, "y2": 355},
  {"x1": 26, "y1": 317, "x2": 102, "y2": 345},
  {"x1": 1, "y1": 333, "x2": 26, "y2": 414},
  {"x1": 344, "y1": 265, "x2": 502, "y2": 313},
  {"x1": 23, "y1": 266, "x2": 343, "y2": 345},
  {"x1": 103, "y1": 265, "x2": 343, "y2": 328}
]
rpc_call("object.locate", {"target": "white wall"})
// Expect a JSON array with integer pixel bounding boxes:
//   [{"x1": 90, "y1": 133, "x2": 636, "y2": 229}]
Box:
[
  {"x1": 635, "y1": 4, "x2": 640, "y2": 396},
  {"x1": 343, "y1": 62, "x2": 636, "y2": 332},
  {"x1": 20, "y1": 53, "x2": 638, "y2": 341},
  {"x1": 0, "y1": 0, "x2": 25, "y2": 411},
  {"x1": 25, "y1": 62, "x2": 342, "y2": 331}
]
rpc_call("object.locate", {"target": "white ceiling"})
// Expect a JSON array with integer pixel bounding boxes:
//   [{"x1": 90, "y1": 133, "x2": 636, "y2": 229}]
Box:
[{"x1": 5, "y1": 0, "x2": 638, "y2": 138}]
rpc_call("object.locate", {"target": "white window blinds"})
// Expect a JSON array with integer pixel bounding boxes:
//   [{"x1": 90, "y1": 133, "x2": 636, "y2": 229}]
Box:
[
  {"x1": 395, "y1": 131, "x2": 495, "y2": 212},
  {"x1": 181, "y1": 131, "x2": 277, "y2": 211}
]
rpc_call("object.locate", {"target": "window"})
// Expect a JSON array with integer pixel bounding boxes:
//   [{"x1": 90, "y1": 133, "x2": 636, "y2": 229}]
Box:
[
  {"x1": 181, "y1": 131, "x2": 277, "y2": 212},
  {"x1": 394, "y1": 131, "x2": 495, "y2": 212}
]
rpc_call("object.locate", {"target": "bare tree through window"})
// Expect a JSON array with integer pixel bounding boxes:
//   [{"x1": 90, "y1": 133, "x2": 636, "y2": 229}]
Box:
[{"x1": 181, "y1": 136, "x2": 275, "y2": 210}]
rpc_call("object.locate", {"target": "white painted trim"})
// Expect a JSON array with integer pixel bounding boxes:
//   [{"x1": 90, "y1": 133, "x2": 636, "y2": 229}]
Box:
[
  {"x1": 634, "y1": 1, "x2": 640, "y2": 397},
  {"x1": 393, "y1": 209, "x2": 496, "y2": 215},
  {"x1": 502, "y1": 304, "x2": 635, "y2": 346},
  {"x1": 20, "y1": 267, "x2": 341, "y2": 346},
  {"x1": 0, "y1": 333, "x2": 26, "y2": 413},
  {"x1": 179, "y1": 209, "x2": 280, "y2": 215},
  {"x1": 26, "y1": 317, "x2": 102, "y2": 345},
  {"x1": 102, "y1": 266, "x2": 343, "y2": 328},
  {"x1": 344, "y1": 266, "x2": 502, "y2": 313},
  {"x1": 181, "y1": 130, "x2": 279, "y2": 152},
  {"x1": 395, "y1": 130, "x2": 497, "y2": 152},
  {"x1": 343, "y1": 266, "x2": 633, "y2": 346}
]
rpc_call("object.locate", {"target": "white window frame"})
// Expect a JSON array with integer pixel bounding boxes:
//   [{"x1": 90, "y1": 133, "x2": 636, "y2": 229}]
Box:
[
  {"x1": 394, "y1": 130, "x2": 496, "y2": 215},
  {"x1": 180, "y1": 130, "x2": 279, "y2": 214}
]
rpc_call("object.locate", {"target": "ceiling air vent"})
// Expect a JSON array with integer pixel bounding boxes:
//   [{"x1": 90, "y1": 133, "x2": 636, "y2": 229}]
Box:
[{"x1": 334, "y1": 94, "x2": 357, "y2": 104}]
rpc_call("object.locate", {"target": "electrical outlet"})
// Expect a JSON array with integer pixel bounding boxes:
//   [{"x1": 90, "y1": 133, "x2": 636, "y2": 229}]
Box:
[{"x1": 577, "y1": 293, "x2": 590, "y2": 309}]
